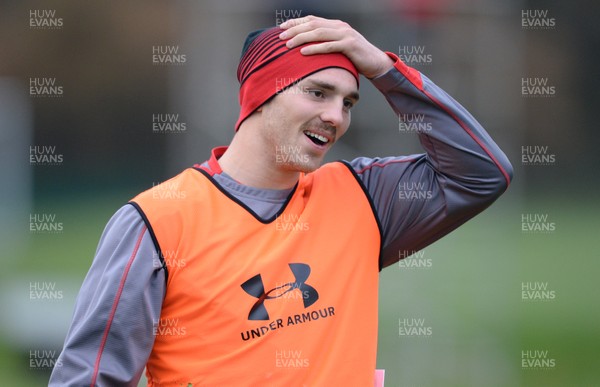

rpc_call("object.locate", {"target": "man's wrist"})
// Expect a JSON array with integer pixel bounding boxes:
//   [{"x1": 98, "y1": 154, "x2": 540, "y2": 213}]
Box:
[{"x1": 366, "y1": 51, "x2": 395, "y2": 79}]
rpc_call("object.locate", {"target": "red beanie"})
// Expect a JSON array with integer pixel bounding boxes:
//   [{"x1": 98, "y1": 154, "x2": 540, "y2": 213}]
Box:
[{"x1": 235, "y1": 27, "x2": 359, "y2": 131}]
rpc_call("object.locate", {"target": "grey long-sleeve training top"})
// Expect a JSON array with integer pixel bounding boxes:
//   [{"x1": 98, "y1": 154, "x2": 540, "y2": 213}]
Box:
[{"x1": 49, "y1": 58, "x2": 513, "y2": 386}]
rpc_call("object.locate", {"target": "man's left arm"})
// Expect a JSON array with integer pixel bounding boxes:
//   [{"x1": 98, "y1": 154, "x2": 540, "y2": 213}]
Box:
[{"x1": 351, "y1": 54, "x2": 513, "y2": 267}]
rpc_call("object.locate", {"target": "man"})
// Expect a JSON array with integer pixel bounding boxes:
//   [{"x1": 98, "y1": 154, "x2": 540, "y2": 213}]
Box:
[{"x1": 50, "y1": 15, "x2": 513, "y2": 386}]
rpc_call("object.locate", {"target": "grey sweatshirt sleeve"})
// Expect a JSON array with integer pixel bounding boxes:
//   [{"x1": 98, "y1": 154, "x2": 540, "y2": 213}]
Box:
[
  {"x1": 349, "y1": 53, "x2": 513, "y2": 268},
  {"x1": 49, "y1": 204, "x2": 166, "y2": 387}
]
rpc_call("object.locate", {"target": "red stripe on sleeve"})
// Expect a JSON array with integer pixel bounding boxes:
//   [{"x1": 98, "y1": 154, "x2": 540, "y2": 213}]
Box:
[
  {"x1": 376, "y1": 54, "x2": 511, "y2": 188},
  {"x1": 385, "y1": 51, "x2": 424, "y2": 91},
  {"x1": 90, "y1": 225, "x2": 147, "y2": 387}
]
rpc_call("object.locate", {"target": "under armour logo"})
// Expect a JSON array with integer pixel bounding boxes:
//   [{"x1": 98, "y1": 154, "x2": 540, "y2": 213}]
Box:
[{"x1": 241, "y1": 263, "x2": 319, "y2": 320}]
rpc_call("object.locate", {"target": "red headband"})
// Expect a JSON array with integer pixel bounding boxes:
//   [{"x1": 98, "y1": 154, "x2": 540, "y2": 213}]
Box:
[{"x1": 235, "y1": 27, "x2": 359, "y2": 131}]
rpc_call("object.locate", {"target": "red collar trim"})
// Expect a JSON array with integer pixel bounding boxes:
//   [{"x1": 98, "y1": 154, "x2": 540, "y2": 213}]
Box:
[{"x1": 193, "y1": 146, "x2": 227, "y2": 176}]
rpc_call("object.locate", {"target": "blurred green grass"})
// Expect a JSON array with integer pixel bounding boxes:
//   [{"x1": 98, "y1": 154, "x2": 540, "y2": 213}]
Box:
[
  {"x1": 1, "y1": 192, "x2": 598, "y2": 386},
  {"x1": 376, "y1": 193, "x2": 600, "y2": 386}
]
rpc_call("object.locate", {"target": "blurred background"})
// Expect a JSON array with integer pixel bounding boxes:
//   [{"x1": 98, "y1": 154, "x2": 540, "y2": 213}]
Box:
[{"x1": 1, "y1": 0, "x2": 598, "y2": 386}]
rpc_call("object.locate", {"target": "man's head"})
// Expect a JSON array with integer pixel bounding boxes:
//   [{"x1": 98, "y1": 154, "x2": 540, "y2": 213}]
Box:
[{"x1": 235, "y1": 27, "x2": 360, "y2": 172}]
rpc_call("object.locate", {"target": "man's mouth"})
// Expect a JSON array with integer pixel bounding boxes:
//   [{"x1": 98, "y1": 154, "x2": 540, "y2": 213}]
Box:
[{"x1": 303, "y1": 130, "x2": 330, "y2": 146}]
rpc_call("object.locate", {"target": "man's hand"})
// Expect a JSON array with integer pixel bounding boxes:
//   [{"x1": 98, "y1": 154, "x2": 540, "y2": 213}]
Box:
[{"x1": 278, "y1": 15, "x2": 394, "y2": 79}]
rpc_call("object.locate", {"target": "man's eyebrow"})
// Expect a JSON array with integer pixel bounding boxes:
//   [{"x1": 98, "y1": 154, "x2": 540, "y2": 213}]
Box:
[{"x1": 305, "y1": 79, "x2": 360, "y2": 102}]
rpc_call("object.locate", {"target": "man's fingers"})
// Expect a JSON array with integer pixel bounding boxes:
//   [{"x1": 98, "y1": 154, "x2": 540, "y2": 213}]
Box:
[
  {"x1": 279, "y1": 15, "x2": 321, "y2": 31},
  {"x1": 279, "y1": 15, "x2": 347, "y2": 41},
  {"x1": 278, "y1": 15, "x2": 392, "y2": 77},
  {"x1": 279, "y1": 17, "x2": 314, "y2": 39},
  {"x1": 284, "y1": 28, "x2": 346, "y2": 50},
  {"x1": 298, "y1": 41, "x2": 340, "y2": 56}
]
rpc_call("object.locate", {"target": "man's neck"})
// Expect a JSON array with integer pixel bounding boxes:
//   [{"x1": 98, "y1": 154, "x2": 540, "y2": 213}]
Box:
[{"x1": 217, "y1": 133, "x2": 301, "y2": 190}]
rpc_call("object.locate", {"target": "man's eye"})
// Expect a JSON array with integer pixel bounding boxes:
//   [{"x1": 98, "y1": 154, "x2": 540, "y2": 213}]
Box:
[
  {"x1": 344, "y1": 100, "x2": 354, "y2": 110},
  {"x1": 308, "y1": 89, "x2": 324, "y2": 98}
]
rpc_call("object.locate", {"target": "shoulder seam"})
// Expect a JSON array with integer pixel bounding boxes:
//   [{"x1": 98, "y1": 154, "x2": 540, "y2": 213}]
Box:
[
  {"x1": 354, "y1": 157, "x2": 419, "y2": 175},
  {"x1": 337, "y1": 161, "x2": 385, "y2": 271},
  {"x1": 127, "y1": 202, "x2": 169, "y2": 284}
]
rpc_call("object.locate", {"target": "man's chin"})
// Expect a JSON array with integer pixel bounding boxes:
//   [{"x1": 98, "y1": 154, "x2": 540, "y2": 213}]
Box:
[
  {"x1": 275, "y1": 150, "x2": 324, "y2": 174},
  {"x1": 282, "y1": 159, "x2": 321, "y2": 174},
  {"x1": 296, "y1": 163, "x2": 320, "y2": 174}
]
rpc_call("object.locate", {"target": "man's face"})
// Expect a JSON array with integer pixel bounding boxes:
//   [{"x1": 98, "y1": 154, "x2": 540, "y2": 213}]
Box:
[{"x1": 258, "y1": 68, "x2": 359, "y2": 173}]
